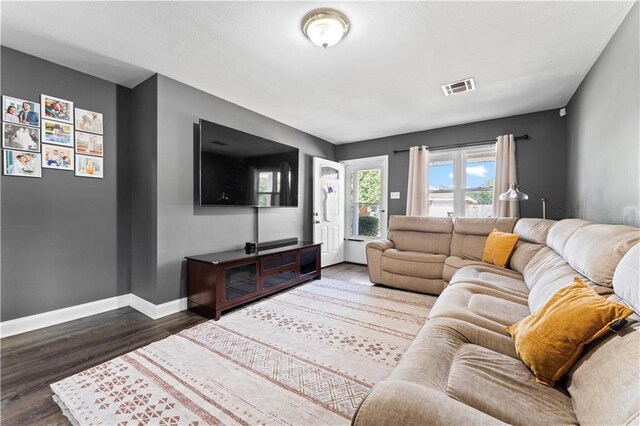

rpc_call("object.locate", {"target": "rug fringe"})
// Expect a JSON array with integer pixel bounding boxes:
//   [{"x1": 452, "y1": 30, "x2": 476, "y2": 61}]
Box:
[{"x1": 51, "y1": 387, "x2": 81, "y2": 426}]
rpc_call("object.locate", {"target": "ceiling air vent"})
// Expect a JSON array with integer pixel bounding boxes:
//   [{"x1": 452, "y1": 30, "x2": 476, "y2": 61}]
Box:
[{"x1": 442, "y1": 77, "x2": 476, "y2": 96}]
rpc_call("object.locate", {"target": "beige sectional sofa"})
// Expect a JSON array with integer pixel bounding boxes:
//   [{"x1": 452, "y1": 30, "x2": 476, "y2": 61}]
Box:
[
  {"x1": 356, "y1": 216, "x2": 639, "y2": 425},
  {"x1": 367, "y1": 216, "x2": 523, "y2": 295}
]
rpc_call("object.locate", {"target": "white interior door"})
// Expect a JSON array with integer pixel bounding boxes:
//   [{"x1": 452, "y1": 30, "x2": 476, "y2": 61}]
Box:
[
  {"x1": 313, "y1": 157, "x2": 345, "y2": 267},
  {"x1": 342, "y1": 156, "x2": 389, "y2": 265}
]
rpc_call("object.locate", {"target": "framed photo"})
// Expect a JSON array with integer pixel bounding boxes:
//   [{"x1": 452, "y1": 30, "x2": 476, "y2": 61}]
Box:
[
  {"x1": 2, "y1": 95, "x2": 40, "y2": 127},
  {"x1": 40, "y1": 94, "x2": 73, "y2": 124},
  {"x1": 3, "y1": 149, "x2": 42, "y2": 177},
  {"x1": 74, "y1": 108, "x2": 103, "y2": 135},
  {"x1": 75, "y1": 131, "x2": 103, "y2": 156},
  {"x1": 42, "y1": 119, "x2": 73, "y2": 147},
  {"x1": 3, "y1": 123, "x2": 40, "y2": 152},
  {"x1": 42, "y1": 144, "x2": 74, "y2": 171},
  {"x1": 75, "y1": 154, "x2": 103, "y2": 179}
]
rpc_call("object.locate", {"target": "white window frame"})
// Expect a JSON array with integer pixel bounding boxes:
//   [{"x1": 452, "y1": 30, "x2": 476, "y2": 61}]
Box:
[{"x1": 428, "y1": 144, "x2": 496, "y2": 217}]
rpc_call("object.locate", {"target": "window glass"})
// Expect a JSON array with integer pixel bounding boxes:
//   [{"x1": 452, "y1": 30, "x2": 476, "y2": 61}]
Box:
[
  {"x1": 426, "y1": 147, "x2": 496, "y2": 218},
  {"x1": 465, "y1": 152, "x2": 495, "y2": 189},
  {"x1": 428, "y1": 158, "x2": 454, "y2": 190},
  {"x1": 349, "y1": 169, "x2": 382, "y2": 237},
  {"x1": 464, "y1": 151, "x2": 495, "y2": 217}
]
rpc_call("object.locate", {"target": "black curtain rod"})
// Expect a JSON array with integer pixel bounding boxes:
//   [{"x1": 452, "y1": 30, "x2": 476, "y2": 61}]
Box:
[{"x1": 392, "y1": 134, "x2": 529, "y2": 154}]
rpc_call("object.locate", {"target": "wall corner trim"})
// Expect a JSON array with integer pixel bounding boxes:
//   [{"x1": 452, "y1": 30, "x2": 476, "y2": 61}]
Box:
[{"x1": 0, "y1": 294, "x2": 188, "y2": 338}]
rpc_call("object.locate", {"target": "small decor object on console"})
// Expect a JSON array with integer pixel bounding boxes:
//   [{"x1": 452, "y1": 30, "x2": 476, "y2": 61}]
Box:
[
  {"x1": 75, "y1": 154, "x2": 103, "y2": 179},
  {"x1": 506, "y1": 277, "x2": 633, "y2": 387},
  {"x1": 2, "y1": 95, "x2": 40, "y2": 127},
  {"x1": 3, "y1": 149, "x2": 41, "y2": 177},
  {"x1": 75, "y1": 131, "x2": 103, "y2": 156},
  {"x1": 41, "y1": 94, "x2": 73, "y2": 124},
  {"x1": 74, "y1": 108, "x2": 103, "y2": 135},
  {"x1": 42, "y1": 144, "x2": 74, "y2": 171},
  {"x1": 3, "y1": 123, "x2": 40, "y2": 152},
  {"x1": 42, "y1": 119, "x2": 73, "y2": 147}
]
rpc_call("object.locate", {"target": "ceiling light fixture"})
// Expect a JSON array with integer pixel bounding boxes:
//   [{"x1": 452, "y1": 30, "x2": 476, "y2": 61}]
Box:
[{"x1": 302, "y1": 8, "x2": 350, "y2": 48}]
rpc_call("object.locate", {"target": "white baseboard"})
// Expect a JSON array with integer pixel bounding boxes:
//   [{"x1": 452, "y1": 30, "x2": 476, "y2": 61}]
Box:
[
  {"x1": 0, "y1": 294, "x2": 189, "y2": 338},
  {"x1": 129, "y1": 294, "x2": 188, "y2": 320},
  {"x1": 0, "y1": 294, "x2": 131, "y2": 338}
]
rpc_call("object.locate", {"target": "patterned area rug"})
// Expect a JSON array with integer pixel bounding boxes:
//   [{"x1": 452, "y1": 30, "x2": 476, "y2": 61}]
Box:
[{"x1": 51, "y1": 278, "x2": 436, "y2": 425}]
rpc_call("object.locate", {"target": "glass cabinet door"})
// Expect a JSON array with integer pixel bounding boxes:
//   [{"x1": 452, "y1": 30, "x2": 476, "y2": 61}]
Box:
[
  {"x1": 299, "y1": 248, "x2": 318, "y2": 276},
  {"x1": 225, "y1": 262, "x2": 257, "y2": 301}
]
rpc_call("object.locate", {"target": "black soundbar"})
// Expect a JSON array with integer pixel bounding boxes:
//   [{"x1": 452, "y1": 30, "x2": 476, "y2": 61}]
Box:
[
  {"x1": 245, "y1": 237, "x2": 299, "y2": 254},
  {"x1": 258, "y1": 237, "x2": 299, "y2": 251}
]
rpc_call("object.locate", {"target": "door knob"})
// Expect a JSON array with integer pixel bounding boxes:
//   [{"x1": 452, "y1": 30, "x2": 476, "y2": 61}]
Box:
[{"x1": 315, "y1": 220, "x2": 320, "y2": 224}]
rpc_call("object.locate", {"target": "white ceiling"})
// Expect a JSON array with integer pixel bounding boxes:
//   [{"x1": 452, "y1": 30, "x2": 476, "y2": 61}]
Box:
[{"x1": 1, "y1": 1, "x2": 634, "y2": 144}]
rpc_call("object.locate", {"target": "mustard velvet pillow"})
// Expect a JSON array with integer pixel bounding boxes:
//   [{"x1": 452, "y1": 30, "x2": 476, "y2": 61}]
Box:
[
  {"x1": 482, "y1": 228, "x2": 519, "y2": 267},
  {"x1": 506, "y1": 278, "x2": 633, "y2": 387}
]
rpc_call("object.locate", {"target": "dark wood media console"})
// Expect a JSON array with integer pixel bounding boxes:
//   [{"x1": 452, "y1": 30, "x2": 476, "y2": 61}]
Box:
[{"x1": 185, "y1": 241, "x2": 321, "y2": 320}]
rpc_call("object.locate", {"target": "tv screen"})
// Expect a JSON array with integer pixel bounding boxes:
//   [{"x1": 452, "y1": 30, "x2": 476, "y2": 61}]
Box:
[{"x1": 199, "y1": 119, "x2": 299, "y2": 207}]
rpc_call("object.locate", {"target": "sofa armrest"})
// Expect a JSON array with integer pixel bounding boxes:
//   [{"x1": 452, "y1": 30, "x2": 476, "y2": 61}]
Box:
[
  {"x1": 367, "y1": 239, "x2": 395, "y2": 251},
  {"x1": 366, "y1": 239, "x2": 394, "y2": 284},
  {"x1": 352, "y1": 380, "x2": 503, "y2": 426}
]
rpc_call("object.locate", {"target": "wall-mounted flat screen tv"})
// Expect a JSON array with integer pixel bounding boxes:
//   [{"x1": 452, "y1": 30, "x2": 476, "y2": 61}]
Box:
[{"x1": 199, "y1": 119, "x2": 299, "y2": 207}]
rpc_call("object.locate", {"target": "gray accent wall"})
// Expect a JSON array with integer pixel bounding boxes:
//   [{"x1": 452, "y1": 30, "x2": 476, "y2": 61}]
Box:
[
  {"x1": 336, "y1": 109, "x2": 567, "y2": 220},
  {"x1": 1, "y1": 47, "x2": 131, "y2": 321},
  {"x1": 151, "y1": 75, "x2": 335, "y2": 304},
  {"x1": 566, "y1": 3, "x2": 639, "y2": 226}
]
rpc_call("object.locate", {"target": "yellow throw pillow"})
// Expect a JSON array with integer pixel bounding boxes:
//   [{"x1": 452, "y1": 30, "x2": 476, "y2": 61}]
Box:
[
  {"x1": 506, "y1": 278, "x2": 633, "y2": 387},
  {"x1": 482, "y1": 228, "x2": 519, "y2": 267}
]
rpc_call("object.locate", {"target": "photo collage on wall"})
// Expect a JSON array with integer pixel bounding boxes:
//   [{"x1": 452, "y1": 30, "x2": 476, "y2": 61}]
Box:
[{"x1": 2, "y1": 94, "x2": 104, "y2": 178}]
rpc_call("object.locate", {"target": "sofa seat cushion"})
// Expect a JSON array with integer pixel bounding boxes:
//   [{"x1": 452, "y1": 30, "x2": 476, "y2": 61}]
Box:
[
  {"x1": 428, "y1": 283, "x2": 530, "y2": 338},
  {"x1": 381, "y1": 249, "x2": 446, "y2": 279},
  {"x1": 353, "y1": 380, "x2": 503, "y2": 425},
  {"x1": 444, "y1": 256, "x2": 523, "y2": 283},
  {"x1": 448, "y1": 263, "x2": 528, "y2": 296},
  {"x1": 387, "y1": 318, "x2": 518, "y2": 386},
  {"x1": 447, "y1": 344, "x2": 579, "y2": 425},
  {"x1": 379, "y1": 317, "x2": 575, "y2": 424}
]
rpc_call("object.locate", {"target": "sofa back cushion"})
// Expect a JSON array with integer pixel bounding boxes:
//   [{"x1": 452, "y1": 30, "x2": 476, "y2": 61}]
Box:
[
  {"x1": 613, "y1": 243, "x2": 640, "y2": 313},
  {"x1": 387, "y1": 216, "x2": 453, "y2": 255},
  {"x1": 546, "y1": 218, "x2": 591, "y2": 255},
  {"x1": 524, "y1": 247, "x2": 611, "y2": 312},
  {"x1": 509, "y1": 219, "x2": 556, "y2": 274},
  {"x1": 563, "y1": 224, "x2": 640, "y2": 287},
  {"x1": 450, "y1": 217, "x2": 517, "y2": 261}
]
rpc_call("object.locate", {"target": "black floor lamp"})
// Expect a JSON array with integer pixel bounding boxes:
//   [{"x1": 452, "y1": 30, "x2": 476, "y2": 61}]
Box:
[{"x1": 499, "y1": 183, "x2": 562, "y2": 219}]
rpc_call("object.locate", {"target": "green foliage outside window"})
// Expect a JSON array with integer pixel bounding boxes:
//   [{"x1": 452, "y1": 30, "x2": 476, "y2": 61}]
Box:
[
  {"x1": 467, "y1": 178, "x2": 494, "y2": 204},
  {"x1": 358, "y1": 216, "x2": 380, "y2": 236}
]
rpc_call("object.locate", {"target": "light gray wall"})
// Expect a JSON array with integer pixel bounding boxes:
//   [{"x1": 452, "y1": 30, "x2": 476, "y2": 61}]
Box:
[
  {"x1": 153, "y1": 75, "x2": 335, "y2": 304},
  {"x1": 0, "y1": 47, "x2": 131, "y2": 321},
  {"x1": 336, "y1": 109, "x2": 567, "y2": 220},
  {"x1": 566, "y1": 4, "x2": 639, "y2": 226},
  {"x1": 130, "y1": 75, "x2": 158, "y2": 301}
]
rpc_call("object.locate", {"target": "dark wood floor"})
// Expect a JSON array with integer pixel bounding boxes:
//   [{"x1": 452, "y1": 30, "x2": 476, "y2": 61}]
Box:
[{"x1": 0, "y1": 263, "x2": 369, "y2": 426}]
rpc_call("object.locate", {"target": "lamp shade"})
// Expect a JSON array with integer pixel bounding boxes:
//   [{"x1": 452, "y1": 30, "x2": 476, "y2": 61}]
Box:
[
  {"x1": 302, "y1": 9, "x2": 350, "y2": 48},
  {"x1": 499, "y1": 183, "x2": 529, "y2": 201}
]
